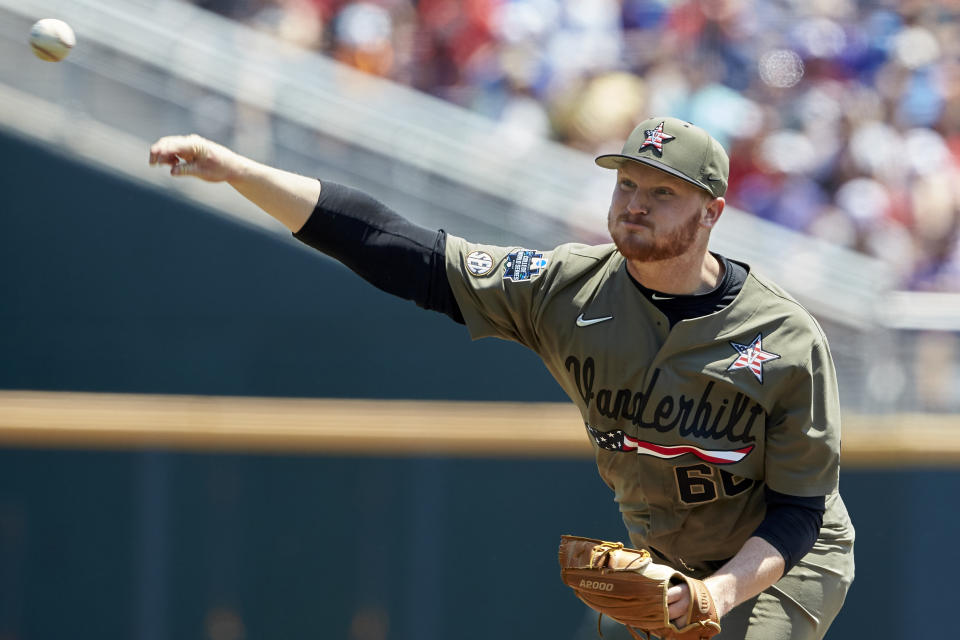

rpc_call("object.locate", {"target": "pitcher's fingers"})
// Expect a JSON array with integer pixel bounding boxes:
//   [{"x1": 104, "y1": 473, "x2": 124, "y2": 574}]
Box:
[
  {"x1": 667, "y1": 585, "x2": 684, "y2": 603},
  {"x1": 668, "y1": 603, "x2": 685, "y2": 621},
  {"x1": 666, "y1": 584, "x2": 688, "y2": 621},
  {"x1": 149, "y1": 146, "x2": 184, "y2": 166},
  {"x1": 150, "y1": 152, "x2": 180, "y2": 166},
  {"x1": 149, "y1": 136, "x2": 195, "y2": 165}
]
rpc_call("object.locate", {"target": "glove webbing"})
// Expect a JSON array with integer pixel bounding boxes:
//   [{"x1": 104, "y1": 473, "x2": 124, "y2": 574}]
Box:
[{"x1": 588, "y1": 540, "x2": 651, "y2": 571}]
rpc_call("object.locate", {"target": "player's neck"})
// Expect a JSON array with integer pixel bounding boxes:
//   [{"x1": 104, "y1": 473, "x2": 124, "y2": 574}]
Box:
[{"x1": 626, "y1": 251, "x2": 723, "y2": 296}]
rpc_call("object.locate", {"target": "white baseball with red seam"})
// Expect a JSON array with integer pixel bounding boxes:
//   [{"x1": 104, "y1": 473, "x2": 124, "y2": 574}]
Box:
[{"x1": 29, "y1": 18, "x2": 75, "y2": 62}]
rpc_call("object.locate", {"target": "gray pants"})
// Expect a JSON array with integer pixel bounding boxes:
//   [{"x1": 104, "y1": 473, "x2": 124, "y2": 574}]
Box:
[
  {"x1": 573, "y1": 540, "x2": 854, "y2": 640},
  {"x1": 575, "y1": 588, "x2": 846, "y2": 640}
]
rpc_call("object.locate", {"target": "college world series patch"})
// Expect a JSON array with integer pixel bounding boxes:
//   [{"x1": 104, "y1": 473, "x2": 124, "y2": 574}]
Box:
[
  {"x1": 465, "y1": 250, "x2": 495, "y2": 276},
  {"x1": 503, "y1": 249, "x2": 548, "y2": 282}
]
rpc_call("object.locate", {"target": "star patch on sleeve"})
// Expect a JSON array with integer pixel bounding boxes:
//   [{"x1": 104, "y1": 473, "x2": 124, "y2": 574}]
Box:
[{"x1": 727, "y1": 333, "x2": 780, "y2": 383}]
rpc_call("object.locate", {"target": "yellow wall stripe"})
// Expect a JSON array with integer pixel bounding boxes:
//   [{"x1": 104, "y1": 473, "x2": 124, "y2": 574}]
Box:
[{"x1": 0, "y1": 391, "x2": 956, "y2": 467}]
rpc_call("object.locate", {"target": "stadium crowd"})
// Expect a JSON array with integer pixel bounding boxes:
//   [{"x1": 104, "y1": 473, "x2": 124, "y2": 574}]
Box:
[{"x1": 192, "y1": 0, "x2": 960, "y2": 292}]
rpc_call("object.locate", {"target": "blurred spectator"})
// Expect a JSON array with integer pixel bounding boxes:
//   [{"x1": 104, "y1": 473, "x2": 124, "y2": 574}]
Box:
[
  {"x1": 194, "y1": 0, "x2": 960, "y2": 292},
  {"x1": 248, "y1": 0, "x2": 324, "y2": 49}
]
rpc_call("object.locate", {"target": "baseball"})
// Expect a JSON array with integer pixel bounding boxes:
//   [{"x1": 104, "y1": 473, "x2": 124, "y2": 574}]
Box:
[{"x1": 29, "y1": 18, "x2": 75, "y2": 62}]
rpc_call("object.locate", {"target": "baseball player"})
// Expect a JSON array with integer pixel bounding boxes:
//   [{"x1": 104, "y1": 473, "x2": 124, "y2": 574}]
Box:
[{"x1": 149, "y1": 116, "x2": 854, "y2": 640}]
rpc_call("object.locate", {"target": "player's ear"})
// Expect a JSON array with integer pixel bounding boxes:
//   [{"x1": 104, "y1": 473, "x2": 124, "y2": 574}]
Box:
[{"x1": 700, "y1": 197, "x2": 725, "y2": 229}]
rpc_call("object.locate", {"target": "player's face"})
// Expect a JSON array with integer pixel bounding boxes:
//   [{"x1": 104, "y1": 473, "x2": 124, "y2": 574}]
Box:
[{"x1": 607, "y1": 162, "x2": 721, "y2": 263}]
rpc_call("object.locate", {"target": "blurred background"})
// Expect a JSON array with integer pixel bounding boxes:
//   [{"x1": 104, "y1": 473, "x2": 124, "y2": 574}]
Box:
[{"x1": 1, "y1": 0, "x2": 959, "y2": 638}]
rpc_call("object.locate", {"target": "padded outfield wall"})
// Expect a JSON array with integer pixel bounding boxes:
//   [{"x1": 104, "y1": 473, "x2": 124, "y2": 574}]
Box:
[{"x1": 1, "y1": 131, "x2": 957, "y2": 639}]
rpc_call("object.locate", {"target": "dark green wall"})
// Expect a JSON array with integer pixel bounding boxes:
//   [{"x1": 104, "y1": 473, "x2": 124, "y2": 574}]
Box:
[
  {"x1": 1, "y1": 449, "x2": 958, "y2": 640},
  {"x1": 0, "y1": 449, "x2": 623, "y2": 640},
  {"x1": 0, "y1": 130, "x2": 564, "y2": 401},
  {"x1": 1, "y1": 131, "x2": 957, "y2": 640}
]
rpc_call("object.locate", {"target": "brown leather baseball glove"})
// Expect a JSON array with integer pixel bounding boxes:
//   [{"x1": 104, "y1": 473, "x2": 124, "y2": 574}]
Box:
[{"x1": 558, "y1": 535, "x2": 721, "y2": 640}]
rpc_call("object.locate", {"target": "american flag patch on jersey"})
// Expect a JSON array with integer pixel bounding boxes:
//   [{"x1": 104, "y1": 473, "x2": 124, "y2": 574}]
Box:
[
  {"x1": 727, "y1": 333, "x2": 780, "y2": 383},
  {"x1": 585, "y1": 423, "x2": 754, "y2": 465}
]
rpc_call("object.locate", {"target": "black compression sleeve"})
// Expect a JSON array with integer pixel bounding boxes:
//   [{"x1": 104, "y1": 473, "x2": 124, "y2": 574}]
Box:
[
  {"x1": 292, "y1": 181, "x2": 464, "y2": 324},
  {"x1": 752, "y1": 488, "x2": 826, "y2": 575}
]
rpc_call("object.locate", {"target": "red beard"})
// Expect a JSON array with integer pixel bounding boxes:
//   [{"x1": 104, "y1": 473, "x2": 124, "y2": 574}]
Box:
[{"x1": 608, "y1": 207, "x2": 703, "y2": 262}]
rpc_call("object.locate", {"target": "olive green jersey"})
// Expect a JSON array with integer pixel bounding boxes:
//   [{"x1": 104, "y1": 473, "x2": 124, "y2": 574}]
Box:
[{"x1": 445, "y1": 236, "x2": 854, "y2": 599}]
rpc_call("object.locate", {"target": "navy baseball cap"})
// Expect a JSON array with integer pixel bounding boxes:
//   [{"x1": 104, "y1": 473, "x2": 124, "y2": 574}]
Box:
[{"x1": 595, "y1": 117, "x2": 729, "y2": 198}]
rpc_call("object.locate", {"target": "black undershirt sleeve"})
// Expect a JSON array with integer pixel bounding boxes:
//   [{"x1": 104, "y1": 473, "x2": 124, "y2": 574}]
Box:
[
  {"x1": 752, "y1": 488, "x2": 826, "y2": 574},
  {"x1": 292, "y1": 181, "x2": 464, "y2": 324}
]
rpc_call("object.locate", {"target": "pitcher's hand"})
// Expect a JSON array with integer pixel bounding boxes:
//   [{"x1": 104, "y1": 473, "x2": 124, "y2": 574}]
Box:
[{"x1": 149, "y1": 134, "x2": 245, "y2": 183}]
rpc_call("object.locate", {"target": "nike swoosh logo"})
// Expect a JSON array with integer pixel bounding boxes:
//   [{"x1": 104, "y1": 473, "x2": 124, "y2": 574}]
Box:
[
  {"x1": 650, "y1": 294, "x2": 673, "y2": 301},
  {"x1": 576, "y1": 313, "x2": 613, "y2": 327}
]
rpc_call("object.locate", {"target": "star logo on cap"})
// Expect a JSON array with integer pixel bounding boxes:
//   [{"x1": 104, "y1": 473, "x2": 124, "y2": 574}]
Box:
[
  {"x1": 639, "y1": 121, "x2": 675, "y2": 154},
  {"x1": 727, "y1": 333, "x2": 780, "y2": 383}
]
